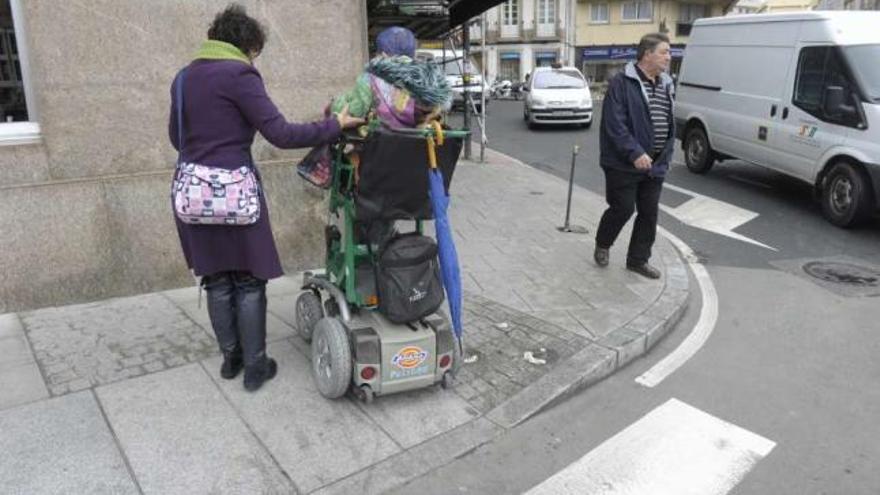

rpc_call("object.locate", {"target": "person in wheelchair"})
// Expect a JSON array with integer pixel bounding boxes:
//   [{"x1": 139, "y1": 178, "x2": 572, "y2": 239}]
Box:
[
  {"x1": 331, "y1": 26, "x2": 452, "y2": 133},
  {"x1": 331, "y1": 26, "x2": 453, "y2": 244}
]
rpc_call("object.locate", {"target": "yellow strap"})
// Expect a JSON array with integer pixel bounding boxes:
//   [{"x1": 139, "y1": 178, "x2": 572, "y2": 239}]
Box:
[
  {"x1": 427, "y1": 136, "x2": 437, "y2": 170},
  {"x1": 431, "y1": 120, "x2": 444, "y2": 146}
]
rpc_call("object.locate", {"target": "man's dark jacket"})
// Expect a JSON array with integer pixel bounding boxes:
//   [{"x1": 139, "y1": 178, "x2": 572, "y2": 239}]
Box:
[{"x1": 599, "y1": 62, "x2": 675, "y2": 177}]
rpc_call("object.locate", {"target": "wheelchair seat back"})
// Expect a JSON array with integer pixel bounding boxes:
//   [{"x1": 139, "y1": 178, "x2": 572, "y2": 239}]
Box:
[{"x1": 355, "y1": 129, "x2": 463, "y2": 221}]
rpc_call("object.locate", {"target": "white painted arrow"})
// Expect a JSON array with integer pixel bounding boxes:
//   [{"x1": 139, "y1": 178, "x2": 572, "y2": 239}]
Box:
[{"x1": 661, "y1": 183, "x2": 777, "y2": 251}]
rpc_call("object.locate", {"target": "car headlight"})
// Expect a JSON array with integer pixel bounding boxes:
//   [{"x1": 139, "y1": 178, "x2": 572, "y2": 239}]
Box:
[
  {"x1": 581, "y1": 98, "x2": 592, "y2": 108},
  {"x1": 531, "y1": 96, "x2": 544, "y2": 106}
]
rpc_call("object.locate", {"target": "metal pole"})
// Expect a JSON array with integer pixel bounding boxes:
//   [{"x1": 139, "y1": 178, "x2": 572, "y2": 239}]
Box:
[
  {"x1": 563, "y1": 145, "x2": 578, "y2": 229},
  {"x1": 480, "y1": 14, "x2": 487, "y2": 163},
  {"x1": 462, "y1": 24, "x2": 472, "y2": 160},
  {"x1": 557, "y1": 145, "x2": 588, "y2": 234}
]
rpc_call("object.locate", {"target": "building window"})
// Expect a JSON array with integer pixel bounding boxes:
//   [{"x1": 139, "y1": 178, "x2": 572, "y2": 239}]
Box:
[
  {"x1": 502, "y1": 0, "x2": 519, "y2": 25},
  {"x1": 590, "y1": 3, "x2": 610, "y2": 23},
  {"x1": 677, "y1": 3, "x2": 706, "y2": 36},
  {"x1": 622, "y1": 0, "x2": 653, "y2": 21},
  {"x1": 535, "y1": 51, "x2": 558, "y2": 67},
  {"x1": 537, "y1": 0, "x2": 556, "y2": 24},
  {"x1": 499, "y1": 52, "x2": 521, "y2": 81},
  {"x1": 0, "y1": 0, "x2": 38, "y2": 145}
]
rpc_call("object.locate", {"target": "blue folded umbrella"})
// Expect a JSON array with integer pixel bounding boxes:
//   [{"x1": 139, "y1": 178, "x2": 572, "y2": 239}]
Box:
[{"x1": 428, "y1": 167, "x2": 463, "y2": 340}]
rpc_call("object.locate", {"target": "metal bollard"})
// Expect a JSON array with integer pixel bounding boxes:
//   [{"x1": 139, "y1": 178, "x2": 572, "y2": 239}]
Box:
[{"x1": 557, "y1": 145, "x2": 589, "y2": 234}]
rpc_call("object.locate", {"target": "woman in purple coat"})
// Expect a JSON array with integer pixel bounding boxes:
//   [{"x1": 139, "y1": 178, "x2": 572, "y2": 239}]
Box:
[{"x1": 169, "y1": 5, "x2": 362, "y2": 392}]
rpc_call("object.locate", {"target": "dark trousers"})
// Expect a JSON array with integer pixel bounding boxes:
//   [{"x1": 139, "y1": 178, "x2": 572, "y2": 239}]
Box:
[
  {"x1": 595, "y1": 168, "x2": 664, "y2": 265},
  {"x1": 202, "y1": 271, "x2": 268, "y2": 367}
]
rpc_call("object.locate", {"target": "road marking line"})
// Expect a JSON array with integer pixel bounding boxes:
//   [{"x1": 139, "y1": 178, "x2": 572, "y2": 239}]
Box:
[
  {"x1": 662, "y1": 183, "x2": 777, "y2": 251},
  {"x1": 635, "y1": 227, "x2": 719, "y2": 388},
  {"x1": 525, "y1": 398, "x2": 776, "y2": 495}
]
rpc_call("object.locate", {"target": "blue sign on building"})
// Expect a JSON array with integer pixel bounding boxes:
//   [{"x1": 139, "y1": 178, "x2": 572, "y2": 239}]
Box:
[{"x1": 581, "y1": 44, "x2": 686, "y2": 61}]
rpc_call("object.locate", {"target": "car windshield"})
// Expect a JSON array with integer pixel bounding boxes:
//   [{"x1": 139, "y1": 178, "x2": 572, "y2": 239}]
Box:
[
  {"x1": 843, "y1": 44, "x2": 880, "y2": 102},
  {"x1": 533, "y1": 70, "x2": 586, "y2": 89},
  {"x1": 440, "y1": 57, "x2": 479, "y2": 76}
]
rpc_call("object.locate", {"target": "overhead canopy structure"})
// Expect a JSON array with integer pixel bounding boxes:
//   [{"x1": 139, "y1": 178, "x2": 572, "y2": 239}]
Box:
[{"x1": 367, "y1": 0, "x2": 507, "y2": 40}]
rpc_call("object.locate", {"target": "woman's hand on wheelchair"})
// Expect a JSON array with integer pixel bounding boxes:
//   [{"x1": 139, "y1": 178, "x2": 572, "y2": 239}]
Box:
[{"x1": 335, "y1": 104, "x2": 366, "y2": 130}]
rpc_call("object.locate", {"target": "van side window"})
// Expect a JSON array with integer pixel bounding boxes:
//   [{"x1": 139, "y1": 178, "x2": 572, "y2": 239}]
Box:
[
  {"x1": 793, "y1": 47, "x2": 860, "y2": 127},
  {"x1": 793, "y1": 47, "x2": 827, "y2": 114}
]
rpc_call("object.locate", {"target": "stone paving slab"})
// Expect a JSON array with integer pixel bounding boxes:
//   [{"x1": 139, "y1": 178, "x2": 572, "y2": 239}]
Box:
[
  {"x1": 0, "y1": 391, "x2": 138, "y2": 494},
  {"x1": 0, "y1": 313, "x2": 49, "y2": 411},
  {"x1": 21, "y1": 293, "x2": 216, "y2": 396},
  {"x1": 204, "y1": 340, "x2": 401, "y2": 494},
  {"x1": 95, "y1": 363, "x2": 294, "y2": 495}
]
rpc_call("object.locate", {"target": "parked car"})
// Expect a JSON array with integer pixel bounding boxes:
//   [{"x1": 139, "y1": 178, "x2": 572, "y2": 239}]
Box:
[
  {"x1": 674, "y1": 11, "x2": 880, "y2": 227},
  {"x1": 415, "y1": 48, "x2": 488, "y2": 113},
  {"x1": 523, "y1": 65, "x2": 593, "y2": 129}
]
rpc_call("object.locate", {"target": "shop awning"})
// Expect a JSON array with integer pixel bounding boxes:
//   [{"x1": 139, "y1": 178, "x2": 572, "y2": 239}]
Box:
[{"x1": 368, "y1": 0, "x2": 508, "y2": 40}]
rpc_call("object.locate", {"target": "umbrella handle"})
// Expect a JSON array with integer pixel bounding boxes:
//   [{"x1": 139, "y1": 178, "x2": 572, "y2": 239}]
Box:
[{"x1": 426, "y1": 121, "x2": 445, "y2": 170}]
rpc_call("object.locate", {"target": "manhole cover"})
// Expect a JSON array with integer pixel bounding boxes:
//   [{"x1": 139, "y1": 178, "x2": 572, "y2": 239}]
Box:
[{"x1": 802, "y1": 261, "x2": 880, "y2": 287}]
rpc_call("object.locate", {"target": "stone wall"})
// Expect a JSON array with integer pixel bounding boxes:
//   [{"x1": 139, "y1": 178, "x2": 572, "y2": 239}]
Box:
[{"x1": 0, "y1": 0, "x2": 367, "y2": 311}]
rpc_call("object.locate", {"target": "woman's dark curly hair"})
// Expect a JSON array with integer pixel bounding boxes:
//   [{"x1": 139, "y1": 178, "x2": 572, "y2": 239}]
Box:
[{"x1": 207, "y1": 4, "x2": 267, "y2": 56}]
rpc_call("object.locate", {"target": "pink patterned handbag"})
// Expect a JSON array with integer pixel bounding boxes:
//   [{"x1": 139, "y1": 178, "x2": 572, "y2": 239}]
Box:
[
  {"x1": 172, "y1": 164, "x2": 260, "y2": 225},
  {"x1": 171, "y1": 68, "x2": 261, "y2": 226}
]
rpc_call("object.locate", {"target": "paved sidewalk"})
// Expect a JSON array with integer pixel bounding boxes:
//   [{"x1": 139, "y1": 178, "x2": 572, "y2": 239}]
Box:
[{"x1": 0, "y1": 149, "x2": 689, "y2": 494}]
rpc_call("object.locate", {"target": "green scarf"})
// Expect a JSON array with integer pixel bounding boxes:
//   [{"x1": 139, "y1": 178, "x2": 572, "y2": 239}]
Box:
[{"x1": 194, "y1": 40, "x2": 250, "y2": 64}]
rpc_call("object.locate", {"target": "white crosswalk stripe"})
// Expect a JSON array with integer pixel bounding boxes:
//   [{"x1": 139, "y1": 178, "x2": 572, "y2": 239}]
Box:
[{"x1": 525, "y1": 399, "x2": 775, "y2": 495}]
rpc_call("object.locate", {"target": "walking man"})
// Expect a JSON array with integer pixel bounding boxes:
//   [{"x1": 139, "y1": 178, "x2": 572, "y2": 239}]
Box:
[{"x1": 594, "y1": 33, "x2": 674, "y2": 279}]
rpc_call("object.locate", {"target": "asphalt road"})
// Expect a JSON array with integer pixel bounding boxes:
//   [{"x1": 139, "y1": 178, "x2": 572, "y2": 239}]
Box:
[{"x1": 399, "y1": 100, "x2": 880, "y2": 494}]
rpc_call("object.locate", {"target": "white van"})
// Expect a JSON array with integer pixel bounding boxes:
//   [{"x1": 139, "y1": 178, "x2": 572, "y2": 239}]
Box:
[
  {"x1": 414, "y1": 48, "x2": 488, "y2": 111},
  {"x1": 674, "y1": 12, "x2": 880, "y2": 227}
]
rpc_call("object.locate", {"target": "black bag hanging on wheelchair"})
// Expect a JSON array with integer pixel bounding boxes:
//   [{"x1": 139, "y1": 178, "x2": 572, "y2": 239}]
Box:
[{"x1": 376, "y1": 233, "x2": 445, "y2": 324}]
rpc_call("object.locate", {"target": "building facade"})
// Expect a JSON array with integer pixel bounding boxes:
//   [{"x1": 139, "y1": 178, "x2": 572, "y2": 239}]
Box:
[
  {"x1": 574, "y1": 0, "x2": 729, "y2": 83},
  {"x1": 467, "y1": 0, "x2": 578, "y2": 83},
  {"x1": 816, "y1": 0, "x2": 879, "y2": 9},
  {"x1": 0, "y1": 0, "x2": 367, "y2": 312}
]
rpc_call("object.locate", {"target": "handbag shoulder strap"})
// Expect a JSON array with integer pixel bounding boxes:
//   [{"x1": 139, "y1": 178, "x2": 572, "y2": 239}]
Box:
[{"x1": 175, "y1": 68, "x2": 186, "y2": 162}]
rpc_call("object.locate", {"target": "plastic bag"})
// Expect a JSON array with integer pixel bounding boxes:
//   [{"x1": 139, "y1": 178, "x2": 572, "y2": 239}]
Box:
[{"x1": 296, "y1": 143, "x2": 333, "y2": 189}]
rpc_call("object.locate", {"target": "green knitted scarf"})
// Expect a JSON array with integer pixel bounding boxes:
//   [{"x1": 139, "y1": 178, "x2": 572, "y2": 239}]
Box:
[{"x1": 194, "y1": 40, "x2": 250, "y2": 64}]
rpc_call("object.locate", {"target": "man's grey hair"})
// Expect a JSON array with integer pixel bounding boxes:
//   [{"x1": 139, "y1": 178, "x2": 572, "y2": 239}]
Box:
[{"x1": 637, "y1": 33, "x2": 670, "y2": 61}]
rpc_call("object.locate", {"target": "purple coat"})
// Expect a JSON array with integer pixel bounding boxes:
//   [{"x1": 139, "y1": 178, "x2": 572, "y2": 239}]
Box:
[{"x1": 169, "y1": 59, "x2": 341, "y2": 280}]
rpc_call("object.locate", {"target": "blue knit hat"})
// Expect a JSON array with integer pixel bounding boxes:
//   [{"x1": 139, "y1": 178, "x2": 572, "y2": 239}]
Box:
[{"x1": 376, "y1": 26, "x2": 416, "y2": 58}]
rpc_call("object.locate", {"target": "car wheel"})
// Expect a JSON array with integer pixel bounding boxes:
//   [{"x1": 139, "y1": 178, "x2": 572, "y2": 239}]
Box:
[
  {"x1": 821, "y1": 162, "x2": 873, "y2": 228},
  {"x1": 684, "y1": 126, "x2": 715, "y2": 174},
  {"x1": 523, "y1": 107, "x2": 529, "y2": 121}
]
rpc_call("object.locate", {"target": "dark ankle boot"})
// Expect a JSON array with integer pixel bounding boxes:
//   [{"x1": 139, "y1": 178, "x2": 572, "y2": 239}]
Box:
[
  {"x1": 244, "y1": 356, "x2": 278, "y2": 392},
  {"x1": 220, "y1": 348, "x2": 244, "y2": 379}
]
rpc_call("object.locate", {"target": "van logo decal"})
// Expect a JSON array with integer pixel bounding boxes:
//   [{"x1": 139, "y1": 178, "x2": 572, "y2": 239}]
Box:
[{"x1": 798, "y1": 125, "x2": 818, "y2": 138}]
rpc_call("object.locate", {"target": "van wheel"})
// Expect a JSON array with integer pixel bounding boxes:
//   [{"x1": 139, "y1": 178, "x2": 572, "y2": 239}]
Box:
[
  {"x1": 821, "y1": 162, "x2": 873, "y2": 228},
  {"x1": 684, "y1": 127, "x2": 715, "y2": 174}
]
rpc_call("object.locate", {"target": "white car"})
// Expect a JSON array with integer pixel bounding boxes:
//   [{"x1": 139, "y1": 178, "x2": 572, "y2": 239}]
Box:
[{"x1": 523, "y1": 66, "x2": 593, "y2": 128}]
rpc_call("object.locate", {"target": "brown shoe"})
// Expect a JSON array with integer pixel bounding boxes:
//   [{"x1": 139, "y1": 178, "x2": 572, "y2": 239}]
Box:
[
  {"x1": 627, "y1": 262, "x2": 661, "y2": 279},
  {"x1": 594, "y1": 246, "x2": 609, "y2": 267}
]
